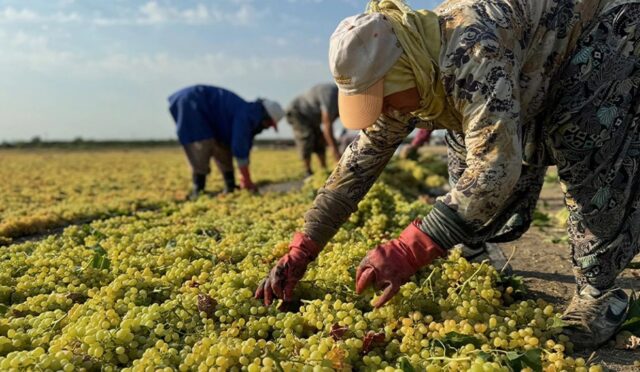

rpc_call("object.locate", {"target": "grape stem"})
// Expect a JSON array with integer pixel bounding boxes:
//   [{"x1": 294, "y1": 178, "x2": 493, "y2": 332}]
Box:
[
  {"x1": 51, "y1": 312, "x2": 68, "y2": 330},
  {"x1": 501, "y1": 246, "x2": 517, "y2": 274},
  {"x1": 424, "y1": 356, "x2": 472, "y2": 361},
  {"x1": 455, "y1": 262, "x2": 487, "y2": 297}
]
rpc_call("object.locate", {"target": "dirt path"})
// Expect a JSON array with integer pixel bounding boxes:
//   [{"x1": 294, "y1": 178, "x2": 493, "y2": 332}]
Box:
[{"x1": 495, "y1": 173, "x2": 640, "y2": 371}]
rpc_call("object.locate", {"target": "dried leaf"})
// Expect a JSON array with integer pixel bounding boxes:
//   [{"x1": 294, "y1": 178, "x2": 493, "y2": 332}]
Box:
[
  {"x1": 197, "y1": 293, "x2": 216, "y2": 318},
  {"x1": 330, "y1": 323, "x2": 348, "y2": 341},
  {"x1": 66, "y1": 293, "x2": 87, "y2": 304},
  {"x1": 615, "y1": 331, "x2": 640, "y2": 350},
  {"x1": 326, "y1": 347, "x2": 347, "y2": 369},
  {"x1": 362, "y1": 331, "x2": 385, "y2": 355}
]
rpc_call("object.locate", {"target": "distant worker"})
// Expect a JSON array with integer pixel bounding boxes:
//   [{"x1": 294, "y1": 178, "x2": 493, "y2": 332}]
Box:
[
  {"x1": 399, "y1": 128, "x2": 433, "y2": 159},
  {"x1": 168, "y1": 85, "x2": 284, "y2": 199},
  {"x1": 338, "y1": 129, "x2": 359, "y2": 155},
  {"x1": 285, "y1": 83, "x2": 341, "y2": 176}
]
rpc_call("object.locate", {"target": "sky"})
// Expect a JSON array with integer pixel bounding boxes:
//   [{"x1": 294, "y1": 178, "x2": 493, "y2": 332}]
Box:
[{"x1": 0, "y1": 0, "x2": 438, "y2": 141}]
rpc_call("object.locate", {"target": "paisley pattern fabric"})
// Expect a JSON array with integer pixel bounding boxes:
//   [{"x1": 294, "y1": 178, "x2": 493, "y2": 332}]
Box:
[
  {"x1": 303, "y1": 0, "x2": 640, "y2": 290},
  {"x1": 542, "y1": 4, "x2": 640, "y2": 289}
]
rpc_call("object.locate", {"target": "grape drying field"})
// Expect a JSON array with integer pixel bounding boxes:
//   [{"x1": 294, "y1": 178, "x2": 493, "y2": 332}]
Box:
[{"x1": 0, "y1": 147, "x2": 636, "y2": 371}]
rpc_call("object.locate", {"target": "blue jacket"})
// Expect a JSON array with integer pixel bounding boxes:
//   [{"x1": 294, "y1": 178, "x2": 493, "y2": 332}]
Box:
[{"x1": 168, "y1": 85, "x2": 265, "y2": 164}]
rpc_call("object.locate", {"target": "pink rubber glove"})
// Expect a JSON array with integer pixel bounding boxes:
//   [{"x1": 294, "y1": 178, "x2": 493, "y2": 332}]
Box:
[
  {"x1": 255, "y1": 232, "x2": 322, "y2": 306},
  {"x1": 356, "y1": 220, "x2": 445, "y2": 308},
  {"x1": 238, "y1": 165, "x2": 257, "y2": 192}
]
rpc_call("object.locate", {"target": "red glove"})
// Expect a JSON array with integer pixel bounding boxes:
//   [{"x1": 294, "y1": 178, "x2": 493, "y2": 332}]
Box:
[
  {"x1": 356, "y1": 220, "x2": 445, "y2": 308},
  {"x1": 255, "y1": 233, "x2": 322, "y2": 306},
  {"x1": 238, "y1": 165, "x2": 257, "y2": 192}
]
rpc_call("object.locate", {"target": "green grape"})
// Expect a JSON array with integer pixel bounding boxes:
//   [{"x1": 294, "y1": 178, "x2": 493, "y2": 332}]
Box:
[{"x1": 0, "y1": 151, "x2": 605, "y2": 371}]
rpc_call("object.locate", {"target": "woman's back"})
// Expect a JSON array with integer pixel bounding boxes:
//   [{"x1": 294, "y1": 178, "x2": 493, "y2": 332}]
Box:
[{"x1": 436, "y1": 0, "x2": 605, "y2": 128}]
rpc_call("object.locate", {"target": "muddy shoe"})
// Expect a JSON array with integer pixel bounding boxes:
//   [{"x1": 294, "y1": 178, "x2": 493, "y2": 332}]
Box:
[
  {"x1": 457, "y1": 243, "x2": 513, "y2": 275},
  {"x1": 561, "y1": 285, "x2": 630, "y2": 350}
]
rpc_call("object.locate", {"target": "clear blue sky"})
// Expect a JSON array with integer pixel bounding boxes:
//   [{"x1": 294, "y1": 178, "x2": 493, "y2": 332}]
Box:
[{"x1": 0, "y1": 0, "x2": 438, "y2": 141}]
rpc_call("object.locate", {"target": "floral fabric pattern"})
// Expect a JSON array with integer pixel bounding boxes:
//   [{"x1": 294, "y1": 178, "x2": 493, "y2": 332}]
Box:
[
  {"x1": 303, "y1": 0, "x2": 640, "y2": 289},
  {"x1": 542, "y1": 4, "x2": 640, "y2": 288}
]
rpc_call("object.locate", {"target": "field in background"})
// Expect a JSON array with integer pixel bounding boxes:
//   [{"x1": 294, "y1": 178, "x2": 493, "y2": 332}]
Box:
[{"x1": 0, "y1": 147, "x2": 305, "y2": 241}]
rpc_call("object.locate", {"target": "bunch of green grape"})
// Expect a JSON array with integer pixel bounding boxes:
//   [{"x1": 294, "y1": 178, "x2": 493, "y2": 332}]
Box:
[{"x1": 0, "y1": 155, "x2": 605, "y2": 371}]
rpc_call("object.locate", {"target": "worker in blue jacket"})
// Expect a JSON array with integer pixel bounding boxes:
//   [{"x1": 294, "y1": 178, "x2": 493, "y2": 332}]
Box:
[{"x1": 168, "y1": 85, "x2": 284, "y2": 198}]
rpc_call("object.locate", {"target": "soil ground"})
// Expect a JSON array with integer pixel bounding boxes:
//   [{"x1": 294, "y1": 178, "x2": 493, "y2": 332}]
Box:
[{"x1": 422, "y1": 146, "x2": 640, "y2": 371}]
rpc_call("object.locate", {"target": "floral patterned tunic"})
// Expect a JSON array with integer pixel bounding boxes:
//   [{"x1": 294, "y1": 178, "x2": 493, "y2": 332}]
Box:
[{"x1": 304, "y1": 0, "x2": 640, "y2": 289}]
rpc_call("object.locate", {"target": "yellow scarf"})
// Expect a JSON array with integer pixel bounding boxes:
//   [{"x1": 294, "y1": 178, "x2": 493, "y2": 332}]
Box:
[{"x1": 366, "y1": 0, "x2": 446, "y2": 122}]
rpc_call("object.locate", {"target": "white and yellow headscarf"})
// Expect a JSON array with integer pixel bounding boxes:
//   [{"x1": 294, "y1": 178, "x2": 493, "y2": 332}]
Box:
[{"x1": 367, "y1": 0, "x2": 446, "y2": 122}]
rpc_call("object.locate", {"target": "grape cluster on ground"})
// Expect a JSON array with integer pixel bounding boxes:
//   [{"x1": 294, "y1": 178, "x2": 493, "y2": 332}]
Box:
[{"x1": 0, "y1": 148, "x2": 631, "y2": 371}]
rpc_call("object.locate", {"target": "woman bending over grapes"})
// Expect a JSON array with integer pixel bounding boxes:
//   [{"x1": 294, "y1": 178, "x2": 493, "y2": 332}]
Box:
[{"x1": 256, "y1": 0, "x2": 640, "y2": 349}]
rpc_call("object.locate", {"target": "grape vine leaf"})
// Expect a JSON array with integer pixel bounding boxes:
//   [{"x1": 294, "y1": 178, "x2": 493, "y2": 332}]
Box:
[
  {"x1": 627, "y1": 262, "x2": 640, "y2": 269},
  {"x1": 532, "y1": 210, "x2": 551, "y2": 227},
  {"x1": 505, "y1": 349, "x2": 542, "y2": 372},
  {"x1": 546, "y1": 316, "x2": 566, "y2": 330},
  {"x1": 498, "y1": 274, "x2": 527, "y2": 297},
  {"x1": 196, "y1": 227, "x2": 222, "y2": 241},
  {"x1": 620, "y1": 295, "x2": 640, "y2": 335},
  {"x1": 90, "y1": 245, "x2": 111, "y2": 270},
  {"x1": 0, "y1": 304, "x2": 8, "y2": 315},
  {"x1": 398, "y1": 356, "x2": 416, "y2": 372},
  {"x1": 440, "y1": 332, "x2": 482, "y2": 348},
  {"x1": 83, "y1": 225, "x2": 106, "y2": 240}
]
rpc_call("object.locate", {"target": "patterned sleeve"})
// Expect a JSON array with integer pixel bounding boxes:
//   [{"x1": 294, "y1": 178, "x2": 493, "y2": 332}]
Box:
[
  {"x1": 420, "y1": 14, "x2": 524, "y2": 248},
  {"x1": 303, "y1": 114, "x2": 414, "y2": 246}
]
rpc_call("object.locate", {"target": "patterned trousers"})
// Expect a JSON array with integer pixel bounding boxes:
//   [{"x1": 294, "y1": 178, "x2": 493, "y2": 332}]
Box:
[{"x1": 447, "y1": 4, "x2": 640, "y2": 290}]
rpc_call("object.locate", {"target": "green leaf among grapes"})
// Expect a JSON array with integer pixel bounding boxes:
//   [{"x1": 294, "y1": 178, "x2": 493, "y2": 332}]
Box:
[
  {"x1": 532, "y1": 210, "x2": 551, "y2": 227},
  {"x1": 547, "y1": 316, "x2": 566, "y2": 330},
  {"x1": 505, "y1": 349, "x2": 542, "y2": 372},
  {"x1": 498, "y1": 274, "x2": 527, "y2": 297},
  {"x1": 90, "y1": 245, "x2": 111, "y2": 270},
  {"x1": 620, "y1": 296, "x2": 640, "y2": 335},
  {"x1": 440, "y1": 332, "x2": 482, "y2": 349},
  {"x1": 83, "y1": 225, "x2": 106, "y2": 240},
  {"x1": 398, "y1": 356, "x2": 416, "y2": 372}
]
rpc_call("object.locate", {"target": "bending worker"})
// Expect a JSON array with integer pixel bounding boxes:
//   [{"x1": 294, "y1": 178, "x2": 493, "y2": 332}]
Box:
[
  {"x1": 257, "y1": 0, "x2": 640, "y2": 350},
  {"x1": 285, "y1": 83, "x2": 341, "y2": 176},
  {"x1": 168, "y1": 85, "x2": 284, "y2": 198}
]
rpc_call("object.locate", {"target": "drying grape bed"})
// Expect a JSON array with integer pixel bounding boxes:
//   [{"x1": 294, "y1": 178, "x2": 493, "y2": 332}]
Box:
[{"x1": 0, "y1": 148, "x2": 608, "y2": 371}]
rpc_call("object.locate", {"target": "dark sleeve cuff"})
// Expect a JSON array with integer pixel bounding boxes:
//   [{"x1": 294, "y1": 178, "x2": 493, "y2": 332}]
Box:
[
  {"x1": 303, "y1": 188, "x2": 358, "y2": 247},
  {"x1": 417, "y1": 201, "x2": 476, "y2": 250}
]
